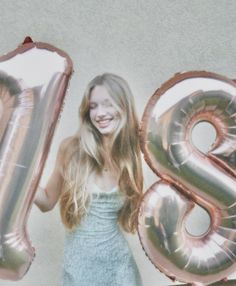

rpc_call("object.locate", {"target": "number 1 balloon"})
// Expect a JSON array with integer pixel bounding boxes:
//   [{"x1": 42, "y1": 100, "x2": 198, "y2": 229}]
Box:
[
  {"x1": 0, "y1": 38, "x2": 73, "y2": 280},
  {"x1": 138, "y1": 71, "x2": 236, "y2": 285}
]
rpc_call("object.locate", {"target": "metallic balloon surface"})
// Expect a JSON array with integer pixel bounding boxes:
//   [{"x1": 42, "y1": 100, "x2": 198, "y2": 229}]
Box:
[
  {"x1": 0, "y1": 39, "x2": 73, "y2": 280},
  {"x1": 138, "y1": 71, "x2": 236, "y2": 285}
]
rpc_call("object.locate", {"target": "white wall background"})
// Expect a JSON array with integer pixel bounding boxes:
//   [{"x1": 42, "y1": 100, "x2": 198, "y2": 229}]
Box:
[{"x1": 1, "y1": 0, "x2": 236, "y2": 285}]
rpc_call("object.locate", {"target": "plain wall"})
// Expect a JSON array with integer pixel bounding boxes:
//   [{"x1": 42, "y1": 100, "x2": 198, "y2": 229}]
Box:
[{"x1": 1, "y1": 1, "x2": 236, "y2": 285}]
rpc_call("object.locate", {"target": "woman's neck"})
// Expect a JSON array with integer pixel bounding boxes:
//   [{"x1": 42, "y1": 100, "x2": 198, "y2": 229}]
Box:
[{"x1": 102, "y1": 135, "x2": 112, "y2": 153}]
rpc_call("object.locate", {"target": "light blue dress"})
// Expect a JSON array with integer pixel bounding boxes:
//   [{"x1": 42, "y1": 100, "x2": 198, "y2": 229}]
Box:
[{"x1": 62, "y1": 184, "x2": 143, "y2": 286}]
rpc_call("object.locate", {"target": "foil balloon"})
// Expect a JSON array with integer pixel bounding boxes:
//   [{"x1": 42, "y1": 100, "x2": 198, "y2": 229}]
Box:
[
  {"x1": 0, "y1": 38, "x2": 73, "y2": 280},
  {"x1": 174, "y1": 280, "x2": 236, "y2": 286},
  {"x1": 138, "y1": 71, "x2": 236, "y2": 285}
]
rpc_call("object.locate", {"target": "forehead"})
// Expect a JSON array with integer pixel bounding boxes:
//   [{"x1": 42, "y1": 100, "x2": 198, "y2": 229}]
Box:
[{"x1": 89, "y1": 85, "x2": 114, "y2": 103}]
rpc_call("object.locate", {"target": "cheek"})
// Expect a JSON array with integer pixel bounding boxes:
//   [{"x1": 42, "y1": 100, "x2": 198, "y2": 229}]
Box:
[
  {"x1": 89, "y1": 110, "x2": 96, "y2": 121},
  {"x1": 115, "y1": 113, "x2": 121, "y2": 122},
  {"x1": 116, "y1": 112, "x2": 125, "y2": 130},
  {"x1": 110, "y1": 107, "x2": 120, "y2": 118},
  {"x1": 114, "y1": 110, "x2": 122, "y2": 120}
]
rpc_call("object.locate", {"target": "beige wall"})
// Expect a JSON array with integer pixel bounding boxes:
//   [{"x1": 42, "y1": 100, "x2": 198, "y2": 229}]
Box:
[{"x1": 1, "y1": 1, "x2": 236, "y2": 285}]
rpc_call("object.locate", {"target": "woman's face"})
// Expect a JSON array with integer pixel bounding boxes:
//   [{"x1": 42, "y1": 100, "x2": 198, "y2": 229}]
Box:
[{"x1": 89, "y1": 85, "x2": 121, "y2": 136}]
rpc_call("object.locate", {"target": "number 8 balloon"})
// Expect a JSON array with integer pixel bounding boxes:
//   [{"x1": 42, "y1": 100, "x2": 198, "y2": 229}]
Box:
[
  {"x1": 0, "y1": 38, "x2": 73, "y2": 280},
  {"x1": 138, "y1": 71, "x2": 236, "y2": 285}
]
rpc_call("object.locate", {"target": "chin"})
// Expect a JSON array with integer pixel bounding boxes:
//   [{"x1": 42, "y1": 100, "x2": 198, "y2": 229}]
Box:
[{"x1": 99, "y1": 129, "x2": 115, "y2": 136}]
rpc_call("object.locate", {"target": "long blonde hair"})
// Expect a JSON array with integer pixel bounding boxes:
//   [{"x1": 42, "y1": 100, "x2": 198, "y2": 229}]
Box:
[{"x1": 60, "y1": 73, "x2": 143, "y2": 233}]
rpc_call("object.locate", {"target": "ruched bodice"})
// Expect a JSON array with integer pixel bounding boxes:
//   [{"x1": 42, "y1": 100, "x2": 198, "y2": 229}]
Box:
[
  {"x1": 75, "y1": 185, "x2": 124, "y2": 236},
  {"x1": 62, "y1": 185, "x2": 142, "y2": 286}
]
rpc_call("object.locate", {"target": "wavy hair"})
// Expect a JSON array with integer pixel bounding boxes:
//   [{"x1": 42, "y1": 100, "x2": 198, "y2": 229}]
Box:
[{"x1": 60, "y1": 73, "x2": 143, "y2": 233}]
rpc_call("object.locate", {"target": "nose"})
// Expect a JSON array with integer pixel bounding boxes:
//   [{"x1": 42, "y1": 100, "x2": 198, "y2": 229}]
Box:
[{"x1": 96, "y1": 105, "x2": 106, "y2": 117}]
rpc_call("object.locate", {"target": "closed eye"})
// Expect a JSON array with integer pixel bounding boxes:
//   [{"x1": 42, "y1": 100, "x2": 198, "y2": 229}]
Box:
[
  {"x1": 102, "y1": 99, "x2": 113, "y2": 107},
  {"x1": 89, "y1": 103, "x2": 97, "y2": 109},
  {"x1": 103, "y1": 102, "x2": 112, "y2": 107}
]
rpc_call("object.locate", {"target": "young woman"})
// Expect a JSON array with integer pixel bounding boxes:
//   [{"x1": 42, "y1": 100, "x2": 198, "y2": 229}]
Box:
[{"x1": 35, "y1": 73, "x2": 143, "y2": 286}]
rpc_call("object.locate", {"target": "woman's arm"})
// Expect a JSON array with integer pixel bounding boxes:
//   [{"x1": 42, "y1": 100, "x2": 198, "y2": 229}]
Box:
[{"x1": 34, "y1": 139, "x2": 66, "y2": 212}]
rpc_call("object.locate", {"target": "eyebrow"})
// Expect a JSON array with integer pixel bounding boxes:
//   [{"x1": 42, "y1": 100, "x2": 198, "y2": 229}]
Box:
[{"x1": 89, "y1": 99, "x2": 112, "y2": 104}]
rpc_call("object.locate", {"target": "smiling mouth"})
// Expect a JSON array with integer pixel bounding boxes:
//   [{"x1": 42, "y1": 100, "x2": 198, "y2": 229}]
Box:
[{"x1": 97, "y1": 118, "x2": 112, "y2": 128}]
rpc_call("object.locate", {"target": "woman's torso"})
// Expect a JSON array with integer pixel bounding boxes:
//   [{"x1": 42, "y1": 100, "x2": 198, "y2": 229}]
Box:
[{"x1": 62, "y1": 183, "x2": 143, "y2": 286}]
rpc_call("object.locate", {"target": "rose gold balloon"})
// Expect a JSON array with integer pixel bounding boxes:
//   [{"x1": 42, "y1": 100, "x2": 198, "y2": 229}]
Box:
[
  {"x1": 138, "y1": 71, "x2": 236, "y2": 285},
  {"x1": 0, "y1": 38, "x2": 73, "y2": 280},
  {"x1": 173, "y1": 280, "x2": 236, "y2": 286}
]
